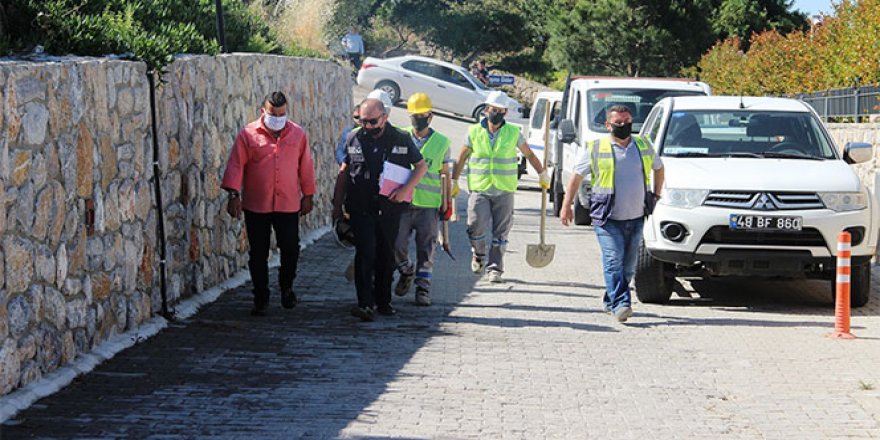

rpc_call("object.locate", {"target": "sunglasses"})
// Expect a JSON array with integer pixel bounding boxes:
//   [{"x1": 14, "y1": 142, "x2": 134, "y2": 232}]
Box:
[{"x1": 360, "y1": 117, "x2": 383, "y2": 126}]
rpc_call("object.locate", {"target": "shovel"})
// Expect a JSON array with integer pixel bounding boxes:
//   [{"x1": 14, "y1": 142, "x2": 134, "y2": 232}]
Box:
[{"x1": 526, "y1": 108, "x2": 555, "y2": 268}]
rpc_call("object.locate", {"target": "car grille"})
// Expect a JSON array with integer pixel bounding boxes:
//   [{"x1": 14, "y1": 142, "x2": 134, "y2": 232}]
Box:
[
  {"x1": 703, "y1": 191, "x2": 824, "y2": 211},
  {"x1": 699, "y1": 226, "x2": 827, "y2": 247}
]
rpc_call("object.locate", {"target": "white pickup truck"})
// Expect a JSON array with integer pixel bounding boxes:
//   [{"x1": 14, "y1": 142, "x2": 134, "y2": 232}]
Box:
[
  {"x1": 632, "y1": 96, "x2": 876, "y2": 307},
  {"x1": 550, "y1": 77, "x2": 711, "y2": 223}
]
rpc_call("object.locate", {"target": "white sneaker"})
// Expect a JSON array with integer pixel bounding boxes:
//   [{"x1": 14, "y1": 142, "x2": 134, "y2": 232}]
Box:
[
  {"x1": 471, "y1": 255, "x2": 486, "y2": 273},
  {"x1": 488, "y1": 270, "x2": 503, "y2": 283},
  {"x1": 614, "y1": 306, "x2": 633, "y2": 323}
]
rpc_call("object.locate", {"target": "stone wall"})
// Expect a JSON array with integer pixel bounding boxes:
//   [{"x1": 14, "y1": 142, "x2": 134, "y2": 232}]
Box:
[
  {"x1": 826, "y1": 123, "x2": 880, "y2": 193},
  {"x1": 0, "y1": 54, "x2": 349, "y2": 396}
]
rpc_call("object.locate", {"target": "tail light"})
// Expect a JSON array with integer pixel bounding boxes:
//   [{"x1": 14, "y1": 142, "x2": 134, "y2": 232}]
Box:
[{"x1": 360, "y1": 63, "x2": 377, "y2": 70}]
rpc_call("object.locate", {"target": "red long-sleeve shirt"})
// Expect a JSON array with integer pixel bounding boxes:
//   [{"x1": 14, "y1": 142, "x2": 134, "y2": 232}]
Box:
[{"x1": 221, "y1": 119, "x2": 316, "y2": 213}]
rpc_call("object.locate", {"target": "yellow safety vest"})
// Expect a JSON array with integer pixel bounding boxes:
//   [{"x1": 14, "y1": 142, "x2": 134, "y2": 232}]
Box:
[
  {"x1": 589, "y1": 136, "x2": 655, "y2": 194},
  {"x1": 466, "y1": 123, "x2": 520, "y2": 193},
  {"x1": 410, "y1": 129, "x2": 451, "y2": 208}
]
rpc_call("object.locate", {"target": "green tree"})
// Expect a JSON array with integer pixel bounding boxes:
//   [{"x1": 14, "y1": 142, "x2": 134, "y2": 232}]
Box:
[
  {"x1": 546, "y1": 0, "x2": 714, "y2": 77},
  {"x1": 711, "y1": 0, "x2": 808, "y2": 50}
]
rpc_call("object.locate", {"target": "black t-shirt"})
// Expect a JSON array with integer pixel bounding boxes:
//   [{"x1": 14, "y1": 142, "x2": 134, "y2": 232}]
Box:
[{"x1": 344, "y1": 125, "x2": 422, "y2": 214}]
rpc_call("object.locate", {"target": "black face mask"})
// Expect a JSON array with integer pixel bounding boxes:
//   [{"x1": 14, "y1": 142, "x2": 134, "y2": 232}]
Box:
[
  {"x1": 364, "y1": 125, "x2": 383, "y2": 137},
  {"x1": 488, "y1": 111, "x2": 505, "y2": 125},
  {"x1": 610, "y1": 122, "x2": 633, "y2": 139},
  {"x1": 411, "y1": 115, "x2": 430, "y2": 132}
]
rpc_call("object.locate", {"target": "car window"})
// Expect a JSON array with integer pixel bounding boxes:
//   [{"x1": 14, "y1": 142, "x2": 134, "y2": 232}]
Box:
[
  {"x1": 461, "y1": 69, "x2": 489, "y2": 91},
  {"x1": 440, "y1": 67, "x2": 474, "y2": 90},
  {"x1": 550, "y1": 101, "x2": 561, "y2": 123},
  {"x1": 401, "y1": 60, "x2": 434, "y2": 76},
  {"x1": 587, "y1": 89, "x2": 705, "y2": 132},
  {"x1": 643, "y1": 106, "x2": 665, "y2": 144},
  {"x1": 531, "y1": 99, "x2": 547, "y2": 129},
  {"x1": 573, "y1": 91, "x2": 582, "y2": 132},
  {"x1": 660, "y1": 110, "x2": 837, "y2": 159}
]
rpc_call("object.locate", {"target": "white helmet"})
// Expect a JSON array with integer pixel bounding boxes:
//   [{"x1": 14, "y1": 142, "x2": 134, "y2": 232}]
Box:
[
  {"x1": 483, "y1": 90, "x2": 510, "y2": 110},
  {"x1": 367, "y1": 89, "x2": 393, "y2": 114}
]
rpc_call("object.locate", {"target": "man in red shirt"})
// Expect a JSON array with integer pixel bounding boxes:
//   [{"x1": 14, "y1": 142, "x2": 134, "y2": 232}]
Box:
[{"x1": 221, "y1": 92, "x2": 317, "y2": 316}]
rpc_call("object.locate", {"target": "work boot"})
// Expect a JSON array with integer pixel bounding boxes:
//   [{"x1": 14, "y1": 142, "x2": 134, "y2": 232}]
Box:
[
  {"x1": 395, "y1": 272, "x2": 414, "y2": 296},
  {"x1": 471, "y1": 255, "x2": 486, "y2": 273},
  {"x1": 415, "y1": 287, "x2": 431, "y2": 306},
  {"x1": 281, "y1": 287, "x2": 297, "y2": 309},
  {"x1": 350, "y1": 306, "x2": 375, "y2": 322}
]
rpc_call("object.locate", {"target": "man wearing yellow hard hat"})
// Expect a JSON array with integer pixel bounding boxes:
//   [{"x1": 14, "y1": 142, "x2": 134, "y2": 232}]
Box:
[{"x1": 392, "y1": 93, "x2": 452, "y2": 306}]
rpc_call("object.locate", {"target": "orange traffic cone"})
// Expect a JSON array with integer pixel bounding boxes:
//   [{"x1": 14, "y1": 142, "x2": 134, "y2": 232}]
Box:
[{"x1": 828, "y1": 231, "x2": 856, "y2": 340}]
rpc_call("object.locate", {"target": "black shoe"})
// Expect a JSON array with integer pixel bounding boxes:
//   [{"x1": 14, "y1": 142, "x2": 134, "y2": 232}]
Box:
[
  {"x1": 376, "y1": 304, "x2": 396, "y2": 316},
  {"x1": 281, "y1": 287, "x2": 297, "y2": 309},
  {"x1": 350, "y1": 306, "x2": 375, "y2": 322},
  {"x1": 250, "y1": 303, "x2": 268, "y2": 317}
]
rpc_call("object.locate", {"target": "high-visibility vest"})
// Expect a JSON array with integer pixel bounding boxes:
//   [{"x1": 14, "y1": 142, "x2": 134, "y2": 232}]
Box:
[
  {"x1": 589, "y1": 136, "x2": 655, "y2": 194},
  {"x1": 410, "y1": 128, "x2": 451, "y2": 208},
  {"x1": 466, "y1": 123, "x2": 520, "y2": 193}
]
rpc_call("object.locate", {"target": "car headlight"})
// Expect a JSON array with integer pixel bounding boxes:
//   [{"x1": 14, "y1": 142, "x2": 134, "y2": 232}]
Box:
[
  {"x1": 659, "y1": 188, "x2": 709, "y2": 209},
  {"x1": 819, "y1": 192, "x2": 868, "y2": 212}
]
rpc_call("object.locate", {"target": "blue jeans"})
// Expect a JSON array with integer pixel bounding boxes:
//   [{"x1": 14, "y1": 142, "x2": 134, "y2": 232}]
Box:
[{"x1": 594, "y1": 217, "x2": 644, "y2": 312}]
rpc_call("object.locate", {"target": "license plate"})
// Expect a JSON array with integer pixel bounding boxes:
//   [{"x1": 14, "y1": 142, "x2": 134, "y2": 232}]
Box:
[{"x1": 729, "y1": 214, "x2": 802, "y2": 231}]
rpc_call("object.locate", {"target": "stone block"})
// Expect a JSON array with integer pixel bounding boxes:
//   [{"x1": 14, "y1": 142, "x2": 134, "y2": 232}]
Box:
[
  {"x1": 75, "y1": 123, "x2": 94, "y2": 198},
  {"x1": 33, "y1": 185, "x2": 53, "y2": 241},
  {"x1": 37, "y1": 324, "x2": 62, "y2": 372},
  {"x1": 34, "y1": 245, "x2": 55, "y2": 284},
  {"x1": 0, "y1": 338, "x2": 21, "y2": 395},
  {"x1": 7, "y1": 295, "x2": 31, "y2": 338},
  {"x1": 12, "y1": 150, "x2": 31, "y2": 186},
  {"x1": 99, "y1": 136, "x2": 117, "y2": 191},
  {"x1": 14, "y1": 76, "x2": 46, "y2": 104},
  {"x1": 103, "y1": 183, "x2": 120, "y2": 231},
  {"x1": 5, "y1": 236, "x2": 33, "y2": 294},
  {"x1": 92, "y1": 272, "x2": 112, "y2": 302},
  {"x1": 22, "y1": 101, "x2": 49, "y2": 146},
  {"x1": 65, "y1": 297, "x2": 87, "y2": 329}
]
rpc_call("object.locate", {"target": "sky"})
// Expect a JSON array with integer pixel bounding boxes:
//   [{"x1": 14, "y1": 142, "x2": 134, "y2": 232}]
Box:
[{"x1": 792, "y1": 0, "x2": 835, "y2": 17}]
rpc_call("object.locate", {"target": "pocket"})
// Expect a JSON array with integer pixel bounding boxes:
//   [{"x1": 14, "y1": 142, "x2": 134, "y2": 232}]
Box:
[{"x1": 589, "y1": 193, "x2": 614, "y2": 224}]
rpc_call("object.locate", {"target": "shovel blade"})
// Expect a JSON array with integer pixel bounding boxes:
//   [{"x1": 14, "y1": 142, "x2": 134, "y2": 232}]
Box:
[{"x1": 526, "y1": 243, "x2": 555, "y2": 268}]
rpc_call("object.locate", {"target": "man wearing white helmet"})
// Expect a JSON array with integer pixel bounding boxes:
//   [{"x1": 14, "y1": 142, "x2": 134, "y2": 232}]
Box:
[
  {"x1": 393, "y1": 92, "x2": 452, "y2": 306},
  {"x1": 451, "y1": 91, "x2": 550, "y2": 283},
  {"x1": 367, "y1": 89, "x2": 394, "y2": 115}
]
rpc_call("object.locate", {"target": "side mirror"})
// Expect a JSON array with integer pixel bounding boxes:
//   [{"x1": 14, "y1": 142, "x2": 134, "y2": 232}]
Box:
[
  {"x1": 844, "y1": 142, "x2": 872, "y2": 164},
  {"x1": 558, "y1": 119, "x2": 576, "y2": 143}
]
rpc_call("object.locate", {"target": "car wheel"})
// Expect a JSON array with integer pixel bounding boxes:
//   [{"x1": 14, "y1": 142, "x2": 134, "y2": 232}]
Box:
[
  {"x1": 472, "y1": 104, "x2": 487, "y2": 122},
  {"x1": 635, "y1": 244, "x2": 674, "y2": 304},
  {"x1": 375, "y1": 81, "x2": 400, "y2": 103},
  {"x1": 573, "y1": 195, "x2": 591, "y2": 226},
  {"x1": 833, "y1": 255, "x2": 871, "y2": 308}
]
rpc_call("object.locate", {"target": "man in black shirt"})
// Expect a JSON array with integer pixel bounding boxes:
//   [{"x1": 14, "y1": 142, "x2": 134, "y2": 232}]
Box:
[{"x1": 333, "y1": 98, "x2": 428, "y2": 321}]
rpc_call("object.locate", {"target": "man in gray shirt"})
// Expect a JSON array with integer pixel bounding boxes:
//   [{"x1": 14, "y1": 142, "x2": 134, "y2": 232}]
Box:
[{"x1": 560, "y1": 105, "x2": 664, "y2": 322}]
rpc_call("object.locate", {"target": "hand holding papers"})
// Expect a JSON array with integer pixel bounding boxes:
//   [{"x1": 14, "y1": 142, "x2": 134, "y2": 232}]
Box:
[{"x1": 379, "y1": 161, "x2": 413, "y2": 203}]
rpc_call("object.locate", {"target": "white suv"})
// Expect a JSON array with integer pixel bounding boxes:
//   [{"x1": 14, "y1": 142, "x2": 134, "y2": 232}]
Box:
[{"x1": 636, "y1": 96, "x2": 876, "y2": 307}]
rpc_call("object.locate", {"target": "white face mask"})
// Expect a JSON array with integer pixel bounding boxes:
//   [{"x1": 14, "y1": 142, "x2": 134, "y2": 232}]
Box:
[{"x1": 263, "y1": 113, "x2": 287, "y2": 131}]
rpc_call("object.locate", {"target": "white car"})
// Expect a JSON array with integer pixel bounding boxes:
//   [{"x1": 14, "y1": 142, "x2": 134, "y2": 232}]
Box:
[
  {"x1": 635, "y1": 96, "x2": 876, "y2": 307},
  {"x1": 356, "y1": 55, "x2": 524, "y2": 120},
  {"x1": 522, "y1": 91, "x2": 563, "y2": 177}
]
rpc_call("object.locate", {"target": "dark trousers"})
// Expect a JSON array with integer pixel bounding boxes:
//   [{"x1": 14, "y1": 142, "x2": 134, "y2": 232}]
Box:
[
  {"x1": 349, "y1": 199, "x2": 404, "y2": 308},
  {"x1": 244, "y1": 210, "x2": 300, "y2": 306},
  {"x1": 347, "y1": 52, "x2": 362, "y2": 70}
]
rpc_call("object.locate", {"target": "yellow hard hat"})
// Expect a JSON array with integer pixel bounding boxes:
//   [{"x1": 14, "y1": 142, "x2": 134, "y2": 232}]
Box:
[{"x1": 407, "y1": 93, "x2": 433, "y2": 114}]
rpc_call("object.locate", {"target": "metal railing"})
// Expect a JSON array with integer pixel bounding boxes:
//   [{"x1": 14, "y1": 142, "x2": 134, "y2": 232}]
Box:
[{"x1": 791, "y1": 84, "x2": 880, "y2": 121}]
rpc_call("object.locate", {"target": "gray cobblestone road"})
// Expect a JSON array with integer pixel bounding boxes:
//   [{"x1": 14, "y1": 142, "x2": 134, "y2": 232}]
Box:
[
  {"x1": 2, "y1": 99, "x2": 880, "y2": 438},
  {"x1": 3, "y1": 182, "x2": 879, "y2": 439}
]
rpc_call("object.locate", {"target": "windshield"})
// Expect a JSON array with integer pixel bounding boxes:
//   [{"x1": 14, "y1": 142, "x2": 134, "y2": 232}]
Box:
[
  {"x1": 660, "y1": 110, "x2": 837, "y2": 160},
  {"x1": 461, "y1": 69, "x2": 489, "y2": 91},
  {"x1": 587, "y1": 88, "x2": 704, "y2": 132}
]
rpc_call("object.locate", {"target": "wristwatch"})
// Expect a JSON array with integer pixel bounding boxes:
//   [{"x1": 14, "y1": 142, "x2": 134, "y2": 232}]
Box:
[{"x1": 228, "y1": 191, "x2": 240, "y2": 199}]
